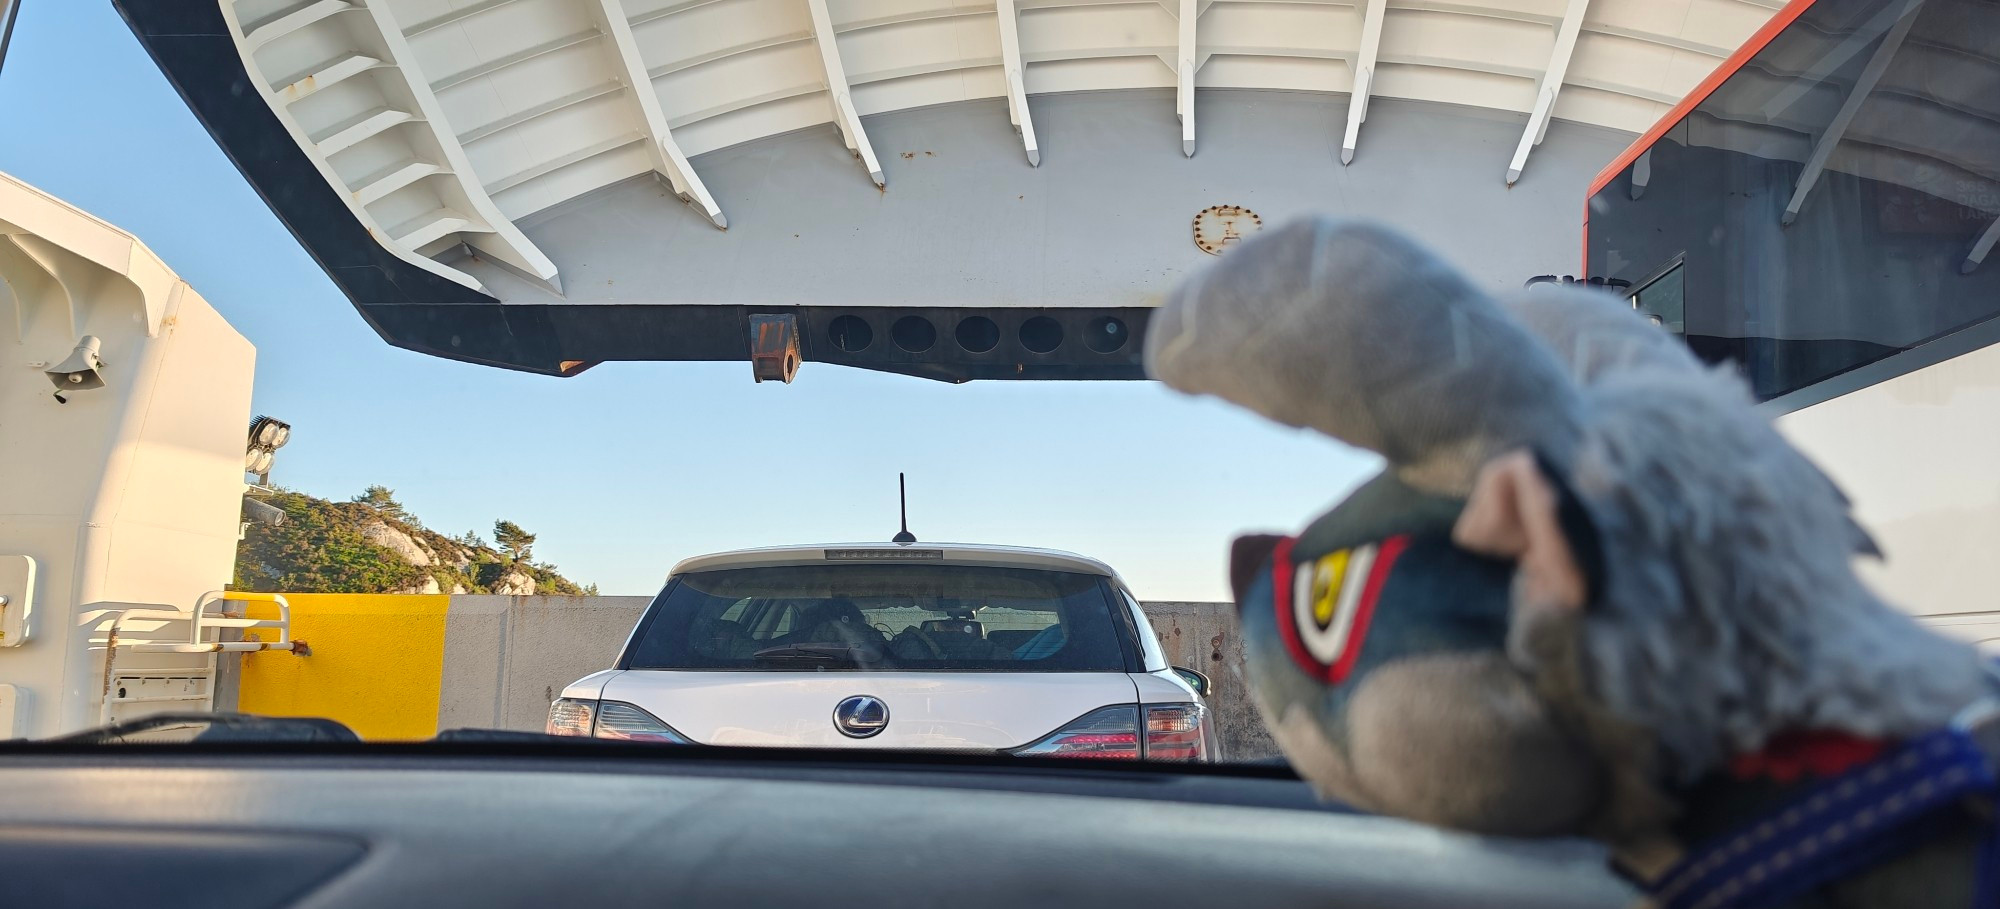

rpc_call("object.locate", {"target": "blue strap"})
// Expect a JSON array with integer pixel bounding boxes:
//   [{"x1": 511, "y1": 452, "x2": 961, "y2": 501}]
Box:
[
  {"x1": 1650, "y1": 728, "x2": 1999, "y2": 909},
  {"x1": 1978, "y1": 821, "x2": 2000, "y2": 909}
]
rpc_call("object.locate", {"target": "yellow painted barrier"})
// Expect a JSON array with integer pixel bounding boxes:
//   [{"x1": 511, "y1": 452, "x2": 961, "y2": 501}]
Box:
[{"x1": 236, "y1": 594, "x2": 450, "y2": 740}]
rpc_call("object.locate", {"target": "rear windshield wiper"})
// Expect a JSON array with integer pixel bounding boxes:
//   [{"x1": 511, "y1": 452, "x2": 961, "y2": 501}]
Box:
[{"x1": 751, "y1": 643, "x2": 881, "y2": 664}]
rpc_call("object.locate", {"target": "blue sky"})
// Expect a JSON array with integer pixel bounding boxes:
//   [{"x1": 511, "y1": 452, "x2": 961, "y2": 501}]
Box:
[{"x1": 0, "y1": 2, "x2": 1377, "y2": 599}]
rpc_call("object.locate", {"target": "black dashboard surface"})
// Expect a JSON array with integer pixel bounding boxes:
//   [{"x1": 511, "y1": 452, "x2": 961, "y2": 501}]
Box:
[{"x1": 0, "y1": 745, "x2": 1637, "y2": 908}]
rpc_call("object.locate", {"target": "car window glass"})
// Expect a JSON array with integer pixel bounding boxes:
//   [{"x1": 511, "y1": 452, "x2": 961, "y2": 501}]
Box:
[
  {"x1": 1118, "y1": 588, "x2": 1168, "y2": 671},
  {"x1": 629, "y1": 564, "x2": 1125, "y2": 672}
]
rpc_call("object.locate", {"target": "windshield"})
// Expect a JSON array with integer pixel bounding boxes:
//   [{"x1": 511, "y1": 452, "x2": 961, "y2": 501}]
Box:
[
  {"x1": 625, "y1": 564, "x2": 1130, "y2": 672},
  {"x1": 11, "y1": 0, "x2": 1968, "y2": 796},
  {"x1": 19, "y1": 0, "x2": 2000, "y2": 900}
]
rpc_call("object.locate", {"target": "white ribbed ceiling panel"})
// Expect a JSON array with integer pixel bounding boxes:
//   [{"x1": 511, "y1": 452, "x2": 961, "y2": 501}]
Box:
[{"x1": 222, "y1": 0, "x2": 1782, "y2": 289}]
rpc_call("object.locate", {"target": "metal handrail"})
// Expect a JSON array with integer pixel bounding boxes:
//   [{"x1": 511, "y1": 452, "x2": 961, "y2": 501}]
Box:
[
  {"x1": 99, "y1": 592, "x2": 304, "y2": 723},
  {"x1": 192, "y1": 590, "x2": 292, "y2": 648},
  {"x1": 104, "y1": 591, "x2": 294, "y2": 651}
]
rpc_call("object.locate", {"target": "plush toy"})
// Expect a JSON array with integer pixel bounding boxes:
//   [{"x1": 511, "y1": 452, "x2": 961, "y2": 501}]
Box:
[{"x1": 1146, "y1": 217, "x2": 2000, "y2": 909}]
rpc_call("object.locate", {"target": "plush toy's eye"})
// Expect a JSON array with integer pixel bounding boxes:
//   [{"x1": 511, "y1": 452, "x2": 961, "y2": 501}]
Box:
[{"x1": 1273, "y1": 536, "x2": 1409, "y2": 684}]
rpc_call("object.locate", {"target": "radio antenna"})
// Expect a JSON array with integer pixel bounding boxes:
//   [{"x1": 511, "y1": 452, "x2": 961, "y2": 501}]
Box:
[{"x1": 892, "y1": 473, "x2": 917, "y2": 543}]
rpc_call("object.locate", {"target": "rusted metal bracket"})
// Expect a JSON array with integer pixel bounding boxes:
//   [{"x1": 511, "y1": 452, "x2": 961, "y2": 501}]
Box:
[{"x1": 748, "y1": 314, "x2": 801, "y2": 384}]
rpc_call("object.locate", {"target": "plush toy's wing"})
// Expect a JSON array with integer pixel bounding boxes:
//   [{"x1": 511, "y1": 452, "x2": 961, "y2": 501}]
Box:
[
  {"x1": 1145, "y1": 218, "x2": 1583, "y2": 495},
  {"x1": 1500, "y1": 284, "x2": 1705, "y2": 384}
]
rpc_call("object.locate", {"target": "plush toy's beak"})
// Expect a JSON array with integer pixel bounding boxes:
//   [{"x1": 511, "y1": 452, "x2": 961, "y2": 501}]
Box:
[
  {"x1": 1228, "y1": 532, "x2": 1607, "y2": 835},
  {"x1": 1224, "y1": 467, "x2": 1610, "y2": 835}
]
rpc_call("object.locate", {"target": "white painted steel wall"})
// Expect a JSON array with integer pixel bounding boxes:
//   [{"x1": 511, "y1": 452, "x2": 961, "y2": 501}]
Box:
[
  {"x1": 1778, "y1": 341, "x2": 2000, "y2": 651},
  {"x1": 0, "y1": 172, "x2": 257, "y2": 738}
]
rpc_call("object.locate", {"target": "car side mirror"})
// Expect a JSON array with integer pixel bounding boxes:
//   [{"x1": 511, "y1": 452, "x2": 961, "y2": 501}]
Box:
[{"x1": 1171, "y1": 666, "x2": 1212, "y2": 698}]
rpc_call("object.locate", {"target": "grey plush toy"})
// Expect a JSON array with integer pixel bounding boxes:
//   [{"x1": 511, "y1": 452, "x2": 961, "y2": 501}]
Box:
[{"x1": 1146, "y1": 217, "x2": 2000, "y2": 909}]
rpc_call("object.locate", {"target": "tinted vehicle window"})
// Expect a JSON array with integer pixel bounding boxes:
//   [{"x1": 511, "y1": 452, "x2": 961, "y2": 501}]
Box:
[
  {"x1": 627, "y1": 564, "x2": 1127, "y2": 672},
  {"x1": 1587, "y1": 0, "x2": 2000, "y2": 402},
  {"x1": 1631, "y1": 261, "x2": 1686, "y2": 338}
]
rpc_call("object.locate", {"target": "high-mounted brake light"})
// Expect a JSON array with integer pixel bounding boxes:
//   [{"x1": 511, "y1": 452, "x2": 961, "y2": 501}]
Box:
[
  {"x1": 1011, "y1": 703, "x2": 1211, "y2": 761},
  {"x1": 824, "y1": 548, "x2": 944, "y2": 561}
]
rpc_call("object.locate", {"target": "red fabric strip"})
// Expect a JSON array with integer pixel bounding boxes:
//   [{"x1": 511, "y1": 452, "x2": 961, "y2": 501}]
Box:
[
  {"x1": 1728, "y1": 731, "x2": 1889, "y2": 784},
  {"x1": 1269, "y1": 537, "x2": 1321, "y2": 677}
]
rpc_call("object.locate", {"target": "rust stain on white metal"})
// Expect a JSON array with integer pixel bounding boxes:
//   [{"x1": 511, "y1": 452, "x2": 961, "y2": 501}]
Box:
[{"x1": 1193, "y1": 205, "x2": 1263, "y2": 255}]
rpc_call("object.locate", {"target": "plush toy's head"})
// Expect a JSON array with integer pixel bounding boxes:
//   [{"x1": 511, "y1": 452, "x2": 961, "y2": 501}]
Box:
[{"x1": 1146, "y1": 218, "x2": 1990, "y2": 855}]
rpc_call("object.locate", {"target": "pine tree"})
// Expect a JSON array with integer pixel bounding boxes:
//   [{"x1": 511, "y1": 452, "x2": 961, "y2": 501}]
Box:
[
  {"x1": 493, "y1": 520, "x2": 536, "y2": 564},
  {"x1": 352, "y1": 485, "x2": 408, "y2": 521}
]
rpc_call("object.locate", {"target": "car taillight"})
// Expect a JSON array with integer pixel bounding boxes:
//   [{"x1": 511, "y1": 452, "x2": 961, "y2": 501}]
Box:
[
  {"x1": 1011, "y1": 704, "x2": 1211, "y2": 761},
  {"x1": 545, "y1": 698, "x2": 691, "y2": 744},
  {"x1": 592, "y1": 701, "x2": 691, "y2": 744},
  {"x1": 1144, "y1": 704, "x2": 1207, "y2": 761},
  {"x1": 1011, "y1": 706, "x2": 1142, "y2": 759},
  {"x1": 547, "y1": 698, "x2": 595, "y2": 737}
]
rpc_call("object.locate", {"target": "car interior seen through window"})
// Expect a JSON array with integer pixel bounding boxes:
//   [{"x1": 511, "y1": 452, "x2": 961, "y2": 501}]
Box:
[{"x1": 626, "y1": 565, "x2": 1128, "y2": 671}]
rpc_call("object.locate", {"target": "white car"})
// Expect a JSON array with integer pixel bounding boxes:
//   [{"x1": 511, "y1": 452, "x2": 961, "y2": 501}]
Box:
[{"x1": 548, "y1": 542, "x2": 1216, "y2": 760}]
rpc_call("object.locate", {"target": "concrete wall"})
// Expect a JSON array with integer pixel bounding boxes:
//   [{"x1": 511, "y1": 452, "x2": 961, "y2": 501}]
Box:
[
  {"x1": 232, "y1": 594, "x2": 1275, "y2": 758},
  {"x1": 235, "y1": 594, "x2": 450, "y2": 740},
  {"x1": 1139, "y1": 602, "x2": 1277, "y2": 761},
  {"x1": 437, "y1": 596, "x2": 649, "y2": 733}
]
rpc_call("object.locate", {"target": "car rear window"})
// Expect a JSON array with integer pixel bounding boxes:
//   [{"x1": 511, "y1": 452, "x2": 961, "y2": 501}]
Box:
[{"x1": 625, "y1": 563, "x2": 1129, "y2": 672}]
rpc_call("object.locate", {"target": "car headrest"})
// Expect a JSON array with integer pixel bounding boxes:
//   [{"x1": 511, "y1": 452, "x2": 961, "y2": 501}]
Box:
[
  {"x1": 803, "y1": 598, "x2": 865, "y2": 626},
  {"x1": 921, "y1": 619, "x2": 984, "y2": 637}
]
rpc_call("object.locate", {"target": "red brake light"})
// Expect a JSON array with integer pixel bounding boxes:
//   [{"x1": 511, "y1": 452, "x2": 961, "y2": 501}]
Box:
[
  {"x1": 1057, "y1": 733, "x2": 1137, "y2": 746},
  {"x1": 1046, "y1": 732, "x2": 1141, "y2": 758},
  {"x1": 1012, "y1": 706, "x2": 1142, "y2": 759},
  {"x1": 1012, "y1": 704, "x2": 1210, "y2": 761}
]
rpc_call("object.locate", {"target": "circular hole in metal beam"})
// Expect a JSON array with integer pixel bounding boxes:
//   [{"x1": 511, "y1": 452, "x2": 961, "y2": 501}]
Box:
[
  {"x1": 1083, "y1": 316, "x2": 1128, "y2": 353},
  {"x1": 892, "y1": 316, "x2": 938, "y2": 353},
  {"x1": 955, "y1": 316, "x2": 1000, "y2": 353},
  {"x1": 1019, "y1": 316, "x2": 1063, "y2": 354},
  {"x1": 828, "y1": 315, "x2": 873, "y2": 352}
]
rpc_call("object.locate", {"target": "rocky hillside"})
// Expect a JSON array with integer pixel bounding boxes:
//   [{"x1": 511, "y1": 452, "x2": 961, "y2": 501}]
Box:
[{"x1": 233, "y1": 487, "x2": 595, "y2": 596}]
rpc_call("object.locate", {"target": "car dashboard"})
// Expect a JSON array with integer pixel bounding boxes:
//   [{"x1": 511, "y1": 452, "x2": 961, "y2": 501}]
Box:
[{"x1": 0, "y1": 739, "x2": 1637, "y2": 908}]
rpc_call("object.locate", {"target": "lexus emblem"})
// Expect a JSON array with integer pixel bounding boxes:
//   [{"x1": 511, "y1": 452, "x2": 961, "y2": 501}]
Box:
[{"x1": 833, "y1": 695, "x2": 889, "y2": 739}]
